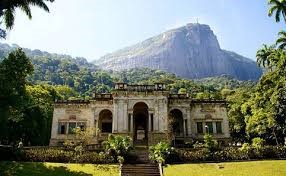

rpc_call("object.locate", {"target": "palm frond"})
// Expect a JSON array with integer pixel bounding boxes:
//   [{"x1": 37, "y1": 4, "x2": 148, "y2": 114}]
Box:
[
  {"x1": 4, "y1": 7, "x2": 15, "y2": 29},
  {"x1": 268, "y1": 6, "x2": 277, "y2": 17},
  {"x1": 26, "y1": 0, "x2": 50, "y2": 12},
  {"x1": 276, "y1": 8, "x2": 282, "y2": 22},
  {"x1": 278, "y1": 43, "x2": 286, "y2": 49},
  {"x1": 20, "y1": 2, "x2": 32, "y2": 19}
]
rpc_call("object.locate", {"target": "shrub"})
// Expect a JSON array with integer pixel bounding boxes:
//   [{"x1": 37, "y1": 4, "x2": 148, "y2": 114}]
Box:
[
  {"x1": 174, "y1": 145, "x2": 286, "y2": 163},
  {"x1": 193, "y1": 141, "x2": 204, "y2": 149},
  {"x1": 203, "y1": 134, "x2": 218, "y2": 152},
  {"x1": 102, "y1": 134, "x2": 133, "y2": 162},
  {"x1": 20, "y1": 148, "x2": 114, "y2": 163},
  {"x1": 176, "y1": 148, "x2": 210, "y2": 162},
  {"x1": 24, "y1": 148, "x2": 74, "y2": 162},
  {"x1": 75, "y1": 151, "x2": 114, "y2": 164},
  {"x1": 117, "y1": 156, "x2": 124, "y2": 164},
  {"x1": 149, "y1": 142, "x2": 175, "y2": 164},
  {"x1": 239, "y1": 143, "x2": 251, "y2": 157},
  {"x1": 251, "y1": 137, "x2": 265, "y2": 156},
  {"x1": 252, "y1": 138, "x2": 265, "y2": 149}
]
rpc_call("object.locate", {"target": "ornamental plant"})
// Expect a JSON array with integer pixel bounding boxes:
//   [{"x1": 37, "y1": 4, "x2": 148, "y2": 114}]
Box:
[
  {"x1": 149, "y1": 142, "x2": 174, "y2": 164},
  {"x1": 102, "y1": 134, "x2": 133, "y2": 163},
  {"x1": 203, "y1": 134, "x2": 218, "y2": 152}
]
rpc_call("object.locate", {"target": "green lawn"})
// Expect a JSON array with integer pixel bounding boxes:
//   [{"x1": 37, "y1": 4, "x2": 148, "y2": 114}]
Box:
[
  {"x1": 164, "y1": 160, "x2": 286, "y2": 176},
  {"x1": 0, "y1": 161, "x2": 119, "y2": 176}
]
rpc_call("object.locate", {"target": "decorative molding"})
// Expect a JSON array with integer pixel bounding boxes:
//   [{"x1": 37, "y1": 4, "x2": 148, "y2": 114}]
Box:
[
  {"x1": 200, "y1": 107, "x2": 216, "y2": 112},
  {"x1": 65, "y1": 109, "x2": 81, "y2": 114}
]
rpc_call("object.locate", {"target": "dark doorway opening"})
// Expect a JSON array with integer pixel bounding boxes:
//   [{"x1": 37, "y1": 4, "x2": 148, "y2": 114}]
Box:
[{"x1": 133, "y1": 102, "x2": 148, "y2": 146}]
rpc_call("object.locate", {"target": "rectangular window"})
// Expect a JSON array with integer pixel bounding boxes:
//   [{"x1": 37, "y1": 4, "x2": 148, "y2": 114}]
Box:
[
  {"x1": 197, "y1": 122, "x2": 203, "y2": 134},
  {"x1": 151, "y1": 114, "x2": 154, "y2": 131},
  {"x1": 216, "y1": 122, "x2": 222, "y2": 134},
  {"x1": 102, "y1": 122, "x2": 112, "y2": 133},
  {"x1": 68, "y1": 122, "x2": 76, "y2": 134},
  {"x1": 206, "y1": 122, "x2": 213, "y2": 134},
  {"x1": 58, "y1": 122, "x2": 67, "y2": 134}
]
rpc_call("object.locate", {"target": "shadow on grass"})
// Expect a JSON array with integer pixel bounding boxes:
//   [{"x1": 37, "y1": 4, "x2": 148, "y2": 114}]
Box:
[{"x1": 0, "y1": 161, "x2": 92, "y2": 176}]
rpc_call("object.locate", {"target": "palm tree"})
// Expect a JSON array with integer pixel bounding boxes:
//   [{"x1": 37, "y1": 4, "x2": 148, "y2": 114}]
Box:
[
  {"x1": 276, "y1": 30, "x2": 286, "y2": 49},
  {"x1": 268, "y1": 0, "x2": 286, "y2": 23},
  {"x1": 256, "y1": 44, "x2": 275, "y2": 67},
  {"x1": 0, "y1": 0, "x2": 54, "y2": 30}
]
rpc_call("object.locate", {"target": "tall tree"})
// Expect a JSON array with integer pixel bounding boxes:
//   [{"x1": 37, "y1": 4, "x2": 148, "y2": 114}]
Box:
[
  {"x1": 247, "y1": 48, "x2": 286, "y2": 145},
  {"x1": 0, "y1": 48, "x2": 34, "y2": 143},
  {"x1": 268, "y1": 0, "x2": 286, "y2": 23}
]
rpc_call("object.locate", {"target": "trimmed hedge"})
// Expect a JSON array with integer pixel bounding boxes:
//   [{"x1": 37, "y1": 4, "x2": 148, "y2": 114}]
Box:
[
  {"x1": 169, "y1": 145, "x2": 286, "y2": 163},
  {"x1": 0, "y1": 147, "x2": 114, "y2": 164}
]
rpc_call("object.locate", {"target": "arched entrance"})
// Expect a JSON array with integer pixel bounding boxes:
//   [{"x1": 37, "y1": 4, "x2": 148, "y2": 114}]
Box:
[
  {"x1": 169, "y1": 109, "x2": 184, "y2": 146},
  {"x1": 133, "y1": 102, "x2": 149, "y2": 145},
  {"x1": 98, "y1": 110, "x2": 113, "y2": 133},
  {"x1": 169, "y1": 109, "x2": 184, "y2": 136}
]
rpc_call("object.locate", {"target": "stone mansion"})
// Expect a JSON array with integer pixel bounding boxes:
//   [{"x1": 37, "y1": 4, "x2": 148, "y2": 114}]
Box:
[{"x1": 49, "y1": 83, "x2": 230, "y2": 146}]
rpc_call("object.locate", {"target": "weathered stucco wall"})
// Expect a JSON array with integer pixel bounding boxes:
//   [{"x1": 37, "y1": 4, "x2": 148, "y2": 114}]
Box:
[{"x1": 50, "y1": 95, "x2": 230, "y2": 146}]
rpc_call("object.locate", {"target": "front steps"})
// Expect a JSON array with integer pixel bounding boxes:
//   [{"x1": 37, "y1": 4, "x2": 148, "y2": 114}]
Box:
[
  {"x1": 121, "y1": 147, "x2": 161, "y2": 176},
  {"x1": 134, "y1": 149, "x2": 150, "y2": 163},
  {"x1": 121, "y1": 163, "x2": 161, "y2": 176}
]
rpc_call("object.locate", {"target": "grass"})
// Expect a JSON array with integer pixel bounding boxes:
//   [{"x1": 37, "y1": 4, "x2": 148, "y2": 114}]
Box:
[
  {"x1": 164, "y1": 160, "x2": 286, "y2": 176},
  {"x1": 0, "y1": 161, "x2": 119, "y2": 176}
]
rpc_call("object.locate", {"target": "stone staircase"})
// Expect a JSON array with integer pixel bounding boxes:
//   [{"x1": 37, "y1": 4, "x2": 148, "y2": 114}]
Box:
[
  {"x1": 121, "y1": 147, "x2": 161, "y2": 176},
  {"x1": 135, "y1": 149, "x2": 150, "y2": 163},
  {"x1": 121, "y1": 163, "x2": 161, "y2": 176}
]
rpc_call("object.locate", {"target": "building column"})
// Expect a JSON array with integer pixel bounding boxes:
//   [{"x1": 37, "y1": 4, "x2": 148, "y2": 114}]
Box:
[
  {"x1": 113, "y1": 101, "x2": 118, "y2": 133},
  {"x1": 130, "y1": 113, "x2": 133, "y2": 133},
  {"x1": 95, "y1": 119, "x2": 98, "y2": 132},
  {"x1": 182, "y1": 113, "x2": 186, "y2": 137},
  {"x1": 187, "y1": 108, "x2": 191, "y2": 136},
  {"x1": 183, "y1": 118, "x2": 186, "y2": 137}
]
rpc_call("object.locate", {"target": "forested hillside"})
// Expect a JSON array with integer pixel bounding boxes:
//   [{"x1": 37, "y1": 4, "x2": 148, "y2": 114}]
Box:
[{"x1": 0, "y1": 43, "x2": 254, "y2": 99}]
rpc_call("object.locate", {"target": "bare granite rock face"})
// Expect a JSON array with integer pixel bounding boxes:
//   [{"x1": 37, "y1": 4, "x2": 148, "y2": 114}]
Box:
[{"x1": 95, "y1": 23, "x2": 262, "y2": 80}]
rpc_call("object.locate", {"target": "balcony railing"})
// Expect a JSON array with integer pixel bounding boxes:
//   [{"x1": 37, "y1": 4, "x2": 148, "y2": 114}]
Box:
[
  {"x1": 127, "y1": 85, "x2": 155, "y2": 92},
  {"x1": 55, "y1": 100, "x2": 90, "y2": 104},
  {"x1": 93, "y1": 93, "x2": 113, "y2": 100},
  {"x1": 169, "y1": 94, "x2": 189, "y2": 99},
  {"x1": 114, "y1": 83, "x2": 166, "y2": 92}
]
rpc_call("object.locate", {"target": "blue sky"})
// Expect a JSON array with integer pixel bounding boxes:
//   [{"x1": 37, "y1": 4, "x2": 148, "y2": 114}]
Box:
[{"x1": 3, "y1": 0, "x2": 285, "y2": 61}]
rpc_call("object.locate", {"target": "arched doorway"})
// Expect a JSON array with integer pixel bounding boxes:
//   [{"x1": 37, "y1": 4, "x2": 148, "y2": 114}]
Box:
[
  {"x1": 169, "y1": 109, "x2": 184, "y2": 146},
  {"x1": 98, "y1": 110, "x2": 113, "y2": 133},
  {"x1": 169, "y1": 109, "x2": 184, "y2": 137},
  {"x1": 133, "y1": 102, "x2": 149, "y2": 145}
]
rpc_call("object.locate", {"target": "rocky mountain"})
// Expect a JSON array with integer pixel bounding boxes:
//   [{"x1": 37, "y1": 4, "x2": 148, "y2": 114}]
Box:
[{"x1": 95, "y1": 23, "x2": 262, "y2": 80}]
